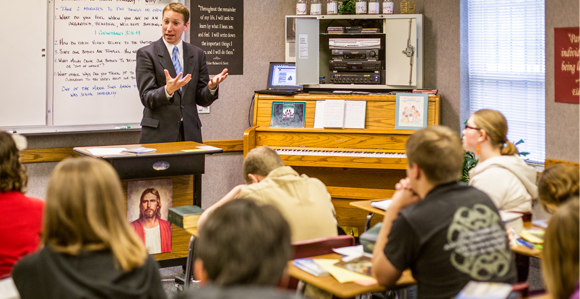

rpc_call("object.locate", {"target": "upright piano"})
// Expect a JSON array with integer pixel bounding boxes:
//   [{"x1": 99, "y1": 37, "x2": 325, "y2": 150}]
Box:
[{"x1": 244, "y1": 93, "x2": 440, "y2": 234}]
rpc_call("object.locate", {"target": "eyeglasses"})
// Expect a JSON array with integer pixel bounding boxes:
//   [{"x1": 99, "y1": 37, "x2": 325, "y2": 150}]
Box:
[{"x1": 464, "y1": 125, "x2": 481, "y2": 131}]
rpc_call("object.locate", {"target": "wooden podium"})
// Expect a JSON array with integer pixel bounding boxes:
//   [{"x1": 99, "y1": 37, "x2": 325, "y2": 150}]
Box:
[{"x1": 74, "y1": 142, "x2": 222, "y2": 267}]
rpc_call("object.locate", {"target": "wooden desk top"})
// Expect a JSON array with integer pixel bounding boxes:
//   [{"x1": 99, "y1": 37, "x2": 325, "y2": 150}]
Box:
[
  {"x1": 510, "y1": 243, "x2": 542, "y2": 258},
  {"x1": 185, "y1": 228, "x2": 199, "y2": 238},
  {"x1": 350, "y1": 201, "x2": 542, "y2": 258},
  {"x1": 74, "y1": 141, "x2": 223, "y2": 158},
  {"x1": 349, "y1": 200, "x2": 386, "y2": 216},
  {"x1": 288, "y1": 253, "x2": 415, "y2": 298}
]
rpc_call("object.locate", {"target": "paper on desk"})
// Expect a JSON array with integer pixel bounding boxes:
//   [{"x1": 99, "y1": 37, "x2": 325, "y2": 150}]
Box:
[
  {"x1": 313, "y1": 259, "x2": 376, "y2": 284},
  {"x1": 0, "y1": 277, "x2": 20, "y2": 299},
  {"x1": 197, "y1": 145, "x2": 221, "y2": 151},
  {"x1": 87, "y1": 148, "x2": 127, "y2": 156},
  {"x1": 371, "y1": 199, "x2": 393, "y2": 211},
  {"x1": 532, "y1": 219, "x2": 548, "y2": 228},
  {"x1": 333, "y1": 245, "x2": 364, "y2": 259}
]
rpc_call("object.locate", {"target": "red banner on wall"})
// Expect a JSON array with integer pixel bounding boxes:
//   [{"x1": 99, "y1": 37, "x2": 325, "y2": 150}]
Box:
[{"x1": 554, "y1": 27, "x2": 580, "y2": 104}]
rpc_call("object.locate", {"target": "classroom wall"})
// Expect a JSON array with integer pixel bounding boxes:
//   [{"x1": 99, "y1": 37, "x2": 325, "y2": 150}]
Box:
[
  {"x1": 545, "y1": 0, "x2": 579, "y2": 162},
  {"x1": 25, "y1": 0, "x2": 296, "y2": 206},
  {"x1": 26, "y1": 1, "x2": 576, "y2": 207}
]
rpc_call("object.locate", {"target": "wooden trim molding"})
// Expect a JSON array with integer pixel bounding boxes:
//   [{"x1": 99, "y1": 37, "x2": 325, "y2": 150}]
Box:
[{"x1": 20, "y1": 139, "x2": 244, "y2": 164}]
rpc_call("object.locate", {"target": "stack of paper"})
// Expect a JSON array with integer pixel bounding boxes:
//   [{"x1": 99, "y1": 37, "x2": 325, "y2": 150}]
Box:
[
  {"x1": 293, "y1": 258, "x2": 329, "y2": 277},
  {"x1": 371, "y1": 199, "x2": 393, "y2": 211},
  {"x1": 121, "y1": 147, "x2": 156, "y2": 154}
]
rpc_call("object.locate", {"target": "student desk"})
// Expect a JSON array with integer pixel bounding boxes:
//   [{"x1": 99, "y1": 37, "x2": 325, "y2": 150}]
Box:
[
  {"x1": 74, "y1": 142, "x2": 222, "y2": 267},
  {"x1": 349, "y1": 200, "x2": 385, "y2": 231},
  {"x1": 288, "y1": 253, "x2": 416, "y2": 298},
  {"x1": 350, "y1": 200, "x2": 543, "y2": 259}
]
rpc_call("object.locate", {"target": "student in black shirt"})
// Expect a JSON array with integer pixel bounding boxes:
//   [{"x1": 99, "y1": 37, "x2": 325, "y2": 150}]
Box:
[{"x1": 371, "y1": 126, "x2": 517, "y2": 299}]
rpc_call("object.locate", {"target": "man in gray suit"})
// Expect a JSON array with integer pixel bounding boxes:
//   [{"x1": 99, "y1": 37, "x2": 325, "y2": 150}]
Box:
[{"x1": 136, "y1": 3, "x2": 228, "y2": 143}]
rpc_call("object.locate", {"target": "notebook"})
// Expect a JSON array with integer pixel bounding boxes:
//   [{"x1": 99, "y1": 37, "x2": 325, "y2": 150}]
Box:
[{"x1": 255, "y1": 62, "x2": 303, "y2": 95}]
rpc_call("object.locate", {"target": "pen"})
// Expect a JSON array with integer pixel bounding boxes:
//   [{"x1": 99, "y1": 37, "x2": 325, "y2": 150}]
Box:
[
  {"x1": 115, "y1": 126, "x2": 131, "y2": 129},
  {"x1": 517, "y1": 238, "x2": 535, "y2": 249}
]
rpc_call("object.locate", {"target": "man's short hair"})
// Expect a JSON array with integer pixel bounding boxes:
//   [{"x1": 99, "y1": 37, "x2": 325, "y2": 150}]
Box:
[
  {"x1": 405, "y1": 126, "x2": 463, "y2": 185},
  {"x1": 242, "y1": 146, "x2": 285, "y2": 184},
  {"x1": 139, "y1": 188, "x2": 161, "y2": 220},
  {"x1": 163, "y1": 3, "x2": 189, "y2": 23},
  {"x1": 196, "y1": 198, "x2": 292, "y2": 286}
]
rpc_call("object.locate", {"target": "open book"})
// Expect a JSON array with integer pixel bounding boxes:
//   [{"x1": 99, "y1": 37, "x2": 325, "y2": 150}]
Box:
[{"x1": 314, "y1": 100, "x2": 367, "y2": 129}]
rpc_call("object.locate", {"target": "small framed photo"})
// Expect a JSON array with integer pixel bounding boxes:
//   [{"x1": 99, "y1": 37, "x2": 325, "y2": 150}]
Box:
[{"x1": 395, "y1": 93, "x2": 429, "y2": 130}]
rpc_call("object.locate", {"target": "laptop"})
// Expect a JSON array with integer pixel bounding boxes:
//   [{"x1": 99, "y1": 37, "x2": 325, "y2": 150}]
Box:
[{"x1": 255, "y1": 62, "x2": 303, "y2": 95}]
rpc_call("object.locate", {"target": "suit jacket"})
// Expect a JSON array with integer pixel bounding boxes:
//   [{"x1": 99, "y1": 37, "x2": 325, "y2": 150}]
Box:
[
  {"x1": 131, "y1": 218, "x2": 172, "y2": 253},
  {"x1": 136, "y1": 38, "x2": 218, "y2": 143}
]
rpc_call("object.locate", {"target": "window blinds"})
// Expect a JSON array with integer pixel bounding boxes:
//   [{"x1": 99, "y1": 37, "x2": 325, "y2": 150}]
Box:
[{"x1": 468, "y1": 0, "x2": 545, "y2": 163}]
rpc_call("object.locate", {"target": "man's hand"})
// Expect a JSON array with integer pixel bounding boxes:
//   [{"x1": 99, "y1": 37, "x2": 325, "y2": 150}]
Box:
[
  {"x1": 208, "y1": 68, "x2": 228, "y2": 90},
  {"x1": 390, "y1": 178, "x2": 421, "y2": 210},
  {"x1": 164, "y1": 69, "x2": 192, "y2": 95}
]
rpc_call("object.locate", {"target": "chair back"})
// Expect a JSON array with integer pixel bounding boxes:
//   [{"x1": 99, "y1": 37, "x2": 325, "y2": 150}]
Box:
[{"x1": 511, "y1": 282, "x2": 530, "y2": 298}]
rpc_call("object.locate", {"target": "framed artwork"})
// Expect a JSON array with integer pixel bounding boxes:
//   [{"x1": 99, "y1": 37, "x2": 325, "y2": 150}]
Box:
[
  {"x1": 127, "y1": 179, "x2": 173, "y2": 254},
  {"x1": 395, "y1": 93, "x2": 429, "y2": 130}
]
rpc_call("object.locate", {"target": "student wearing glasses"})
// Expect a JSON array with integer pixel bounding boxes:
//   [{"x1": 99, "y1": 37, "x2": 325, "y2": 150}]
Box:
[{"x1": 461, "y1": 109, "x2": 537, "y2": 214}]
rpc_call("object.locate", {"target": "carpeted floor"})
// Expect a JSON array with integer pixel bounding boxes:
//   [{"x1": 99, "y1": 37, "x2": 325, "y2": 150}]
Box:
[{"x1": 159, "y1": 266, "x2": 186, "y2": 299}]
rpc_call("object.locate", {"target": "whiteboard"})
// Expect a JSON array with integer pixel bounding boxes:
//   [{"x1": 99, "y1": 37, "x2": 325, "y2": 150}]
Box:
[
  {"x1": 51, "y1": 0, "x2": 175, "y2": 126},
  {"x1": 0, "y1": 0, "x2": 179, "y2": 133},
  {"x1": 0, "y1": 0, "x2": 47, "y2": 127}
]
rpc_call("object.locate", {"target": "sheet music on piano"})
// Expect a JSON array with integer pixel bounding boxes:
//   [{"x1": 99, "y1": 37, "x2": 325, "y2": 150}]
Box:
[{"x1": 314, "y1": 100, "x2": 367, "y2": 129}]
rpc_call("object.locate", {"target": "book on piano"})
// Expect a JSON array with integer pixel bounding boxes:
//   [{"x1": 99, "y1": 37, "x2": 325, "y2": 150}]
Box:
[
  {"x1": 315, "y1": 100, "x2": 366, "y2": 129},
  {"x1": 270, "y1": 101, "x2": 306, "y2": 128}
]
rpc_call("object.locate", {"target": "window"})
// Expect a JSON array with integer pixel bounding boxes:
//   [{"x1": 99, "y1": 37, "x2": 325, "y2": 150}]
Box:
[{"x1": 467, "y1": 0, "x2": 545, "y2": 163}]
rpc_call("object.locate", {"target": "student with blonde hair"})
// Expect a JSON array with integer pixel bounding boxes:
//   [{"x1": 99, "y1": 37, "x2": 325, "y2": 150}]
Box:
[
  {"x1": 0, "y1": 132, "x2": 44, "y2": 278},
  {"x1": 462, "y1": 109, "x2": 537, "y2": 213},
  {"x1": 542, "y1": 197, "x2": 579, "y2": 299},
  {"x1": 12, "y1": 157, "x2": 166, "y2": 299},
  {"x1": 538, "y1": 163, "x2": 579, "y2": 213}
]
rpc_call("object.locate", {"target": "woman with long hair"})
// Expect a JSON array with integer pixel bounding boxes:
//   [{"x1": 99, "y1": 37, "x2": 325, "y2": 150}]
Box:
[
  {"x1": 12, "y1": 157, "x2": 166, "y2": 299},
  {"x1": 0, "y1": 132, "x2": 44, "y2": 278},
  {"x1": 542, "y1": 197, "x2": 579, "y2": 299},
  {"x1": 462, "y1": 109, "x2": 537, "y2": 213}
]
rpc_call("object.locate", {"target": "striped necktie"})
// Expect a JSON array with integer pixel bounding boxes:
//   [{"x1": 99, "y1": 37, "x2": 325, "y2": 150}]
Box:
[{"x1": 172, "y1": 46, "x2": 183, "y2": 92}]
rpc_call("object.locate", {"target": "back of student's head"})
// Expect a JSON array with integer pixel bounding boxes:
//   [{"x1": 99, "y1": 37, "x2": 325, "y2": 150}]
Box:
[
  {"x1": 472, "y1": 109, "x2": 518, "y2": 155},
  {"x1": 538, "y1": 163, "x2": 580, "y2": 212},
  {"x1": 196, "y1": 198, "x2": 292, "y2": 286},
  {"x1": 242, "y1": 146, "x2": 285, "y2": 184},
  {"x1": 43, "y1": 157, "x2": 147, "y2": 271},
  {"x1": 405, "y1": 126, "x2": 463, "y2": 185},
  {"x1": 0, "y1": 132, "x2": 27, "y2": 193},
  {"x1": 542, "y1": 197, "x2": 579, "y2": 299}
]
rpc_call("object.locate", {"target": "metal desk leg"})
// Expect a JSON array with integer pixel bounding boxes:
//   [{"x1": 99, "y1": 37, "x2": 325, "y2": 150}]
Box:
[
  {"x1": 365, "y1": 212, "x2": 375, "y2": 232},
  {"x1": 193, "y1": 174, "x2": 202, "y2": 207},
  {"x1": 183, "y1": 235, "x2": 197, "y2": 290}
]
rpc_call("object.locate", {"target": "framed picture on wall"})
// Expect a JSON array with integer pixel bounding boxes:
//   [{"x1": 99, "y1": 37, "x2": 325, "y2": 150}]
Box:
[{"x1": 395, "y1": 93, "x2": 428, "y2": 130}]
